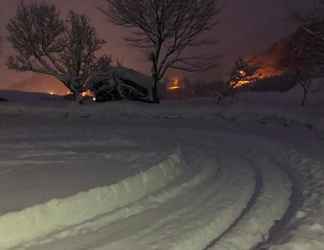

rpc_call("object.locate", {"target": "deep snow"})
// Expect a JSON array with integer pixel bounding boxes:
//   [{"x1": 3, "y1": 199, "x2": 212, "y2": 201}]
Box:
[{"x1": 0, "y1": 86, "x2": 323, "y2": 249}]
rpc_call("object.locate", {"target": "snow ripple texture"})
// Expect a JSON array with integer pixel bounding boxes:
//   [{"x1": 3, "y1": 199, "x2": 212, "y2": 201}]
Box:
[
  {"x1": 209, "y1": 154, "x2": 291, "y2": 250},
  {"x1": 0, "y1": 153, "x2": 183, "y2": 250},
  {"x1": 17, "y1": 146, "x2": 293, "y2": 250}
]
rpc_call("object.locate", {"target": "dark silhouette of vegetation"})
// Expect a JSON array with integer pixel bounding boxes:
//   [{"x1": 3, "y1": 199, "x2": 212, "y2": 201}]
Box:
[
  {"x1": 7, "y1": 1, "x2": 111, "y2": 100},
  {"x1": 228, "y1": 58, "x2": 259, "y2": 89},
  {"x1": 288, "y1": 1, "x2": 324, "y2": 105},
  {"x1": 101, "y1": 0, "x2": 222, "y2": 103},
  {"x1": 214, "y1": 58, "x2": 259, "y2": 103}
]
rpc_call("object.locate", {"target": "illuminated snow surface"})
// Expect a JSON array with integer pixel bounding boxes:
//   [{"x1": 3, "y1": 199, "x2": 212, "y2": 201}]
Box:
[{"x1": 0, "y1": 86, "x2": 323, "y2": 250}]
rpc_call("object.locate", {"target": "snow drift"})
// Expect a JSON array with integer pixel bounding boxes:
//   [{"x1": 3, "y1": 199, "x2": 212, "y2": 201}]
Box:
[{"x1": 0, "y1": 153, "x2": 183, "y2": 249}]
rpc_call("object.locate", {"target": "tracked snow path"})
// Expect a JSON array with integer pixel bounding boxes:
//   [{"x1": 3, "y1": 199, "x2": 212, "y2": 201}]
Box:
[
  {"x1": 12, "y1": 145, "x2": 292, "y2": 250},
  {"x1": 16, "y1": 153, "x2": 255, "y2": 250},
  {"x1": 0, "y1": 112, "x2": 295, "y2": 250},
  {"x1": 207, "y1": 154, "x2": 291, "y2": 250},
  {"x1": 89, "y1": 158, "x2": 254, "y2": 250},
  {"x1": 0, "y1": 153, "x2": 183, "y2": 249}
]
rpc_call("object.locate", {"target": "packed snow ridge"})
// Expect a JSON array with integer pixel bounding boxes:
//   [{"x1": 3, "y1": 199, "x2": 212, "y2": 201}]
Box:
[{"x1": 0, "y1": 152, "x2": 182, "y2": 249}]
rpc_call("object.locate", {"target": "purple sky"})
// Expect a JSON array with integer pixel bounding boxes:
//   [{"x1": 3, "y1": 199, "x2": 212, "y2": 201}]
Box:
[{"x1": 0, "y1": 0, "x2": 313, "y2": 86}]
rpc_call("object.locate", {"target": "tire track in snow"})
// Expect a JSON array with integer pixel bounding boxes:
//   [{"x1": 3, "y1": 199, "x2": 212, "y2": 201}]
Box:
[
  {"x1": 0, "y1": 122, "x2": 294, "y2": 250},
  {"x1": 16, "y1": 151, "x2": 255, "y2": 250},
  {"x1": 0, "y1": 153, "x2": 183, "y2": 250},
  {"x1": 11, "y1": 145, "x2": 292, "y2": 250},
  {"x1": 252, "y1": 155, "x2": 303, "y2": 250},
  {"x1": 207, "y1": 152, "x2": 291, "y2": 250},
  {"x1": 89, "y1": 160, "x2": 255, "y2": 250},
  {"x1": 203, "y1": 154, "x2": 263, "y2": 250}
]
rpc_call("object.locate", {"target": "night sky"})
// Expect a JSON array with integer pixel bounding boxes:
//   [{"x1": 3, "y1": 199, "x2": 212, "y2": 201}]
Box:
[{"x1": 0, "y1": 0, "x2": 313, "y2": 87}]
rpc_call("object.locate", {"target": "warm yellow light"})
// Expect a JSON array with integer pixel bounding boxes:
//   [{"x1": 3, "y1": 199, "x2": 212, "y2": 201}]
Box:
[
  {"x1": 233, "y1": 80, "x2": 251, "y2": 88},
  {"x1": 168, "y1": 78, "x2": 181, "y2": 91},
  {"x1": 49, "y1": 91, "x2": 55, "y2": 95},
  {"x1": 232, "y1": 64, "x2": 284, "y2": 89},
  {"x1": 81, "y1": 90, "x2": 94, "y2": 97},
  {"x1": 168, "y1": 85, "x2": 181, "y2": 90}
]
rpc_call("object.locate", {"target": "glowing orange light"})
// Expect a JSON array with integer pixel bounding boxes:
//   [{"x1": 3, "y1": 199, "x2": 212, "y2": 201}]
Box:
[
  {"x1": 81, "y1": 90, "x2": 94, "y2": 97},
  {"x1": 232, "y1": 66, "x2": 284, "y2": 88},
  {"x1": 49, "y1": 91, "x2": 55, "y2": 95},
  {"x1": 168, "y1": 78, "x2": 181, "y2": 91},
  {"x1": 233, "y1": 80, "x2": 251, "y2": 88}
]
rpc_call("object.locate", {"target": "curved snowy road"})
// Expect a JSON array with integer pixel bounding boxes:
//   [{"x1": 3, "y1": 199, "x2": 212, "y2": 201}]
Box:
[{"x1": 0, "y1": 116, "x2": 297, "y2": 250}]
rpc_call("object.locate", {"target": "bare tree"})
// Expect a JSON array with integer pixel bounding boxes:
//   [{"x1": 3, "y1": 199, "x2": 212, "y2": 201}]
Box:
[
  {"x1": 288, "y1": 1, "x2": 324, "y2": 105},
  {"x1": 100, "y1": 0, "x2": 222, "y2": 103},
  {"x1": 7, "y1": 1, "x2": 111, "y2": 100}
]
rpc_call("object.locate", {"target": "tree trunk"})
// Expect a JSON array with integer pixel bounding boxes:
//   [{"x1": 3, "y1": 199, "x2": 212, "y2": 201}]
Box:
[
  {"x1": 67, "y1": 79, "x2": 84, "y2": 104},
  {"x1": 76, "y1": 93, "x2": 84, "y2": 104},
  {"x1": 152, "y1": 75, "x2": 160, "y2": 104}
]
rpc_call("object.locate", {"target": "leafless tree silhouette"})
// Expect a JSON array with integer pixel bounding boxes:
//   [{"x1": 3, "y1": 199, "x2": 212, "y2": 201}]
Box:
[
  {"x1": 101, "y1": 0, "x2": 222, "y2": 103},
  {"x1": 7, "y1": 1, "x2": 111, "y2": 99},
  {"x1": 288, "y1": 0, "x2": 324, "y2": 105}
]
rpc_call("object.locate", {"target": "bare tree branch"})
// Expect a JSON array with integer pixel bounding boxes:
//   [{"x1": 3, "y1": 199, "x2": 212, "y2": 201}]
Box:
[
  {"x1": 287, "y1": 0, "x2": 324, "y2": 105},
  {"x1": 100, "y1": 0, "x2": 222, "y2": 103},
  {"x1": 7, "y1": 1, "x2": 111, "y2": 98}
]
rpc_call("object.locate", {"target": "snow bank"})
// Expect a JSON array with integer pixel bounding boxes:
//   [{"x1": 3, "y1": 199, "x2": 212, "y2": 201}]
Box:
[
  {"x1": 99, "y1": 158, "x2": 255, "y2": 250},
  {"x1": 21, "y1": 160, "x2": 217, "y2": 249},
  {"x1": 0, "y1": 153, "x2": 183, "y2": 249}
]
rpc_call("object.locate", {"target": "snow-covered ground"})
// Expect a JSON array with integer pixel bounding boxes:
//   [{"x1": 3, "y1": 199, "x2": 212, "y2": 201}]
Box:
[{"x1": 0, "y1": 86, "x2": 323, "y2": 250}]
